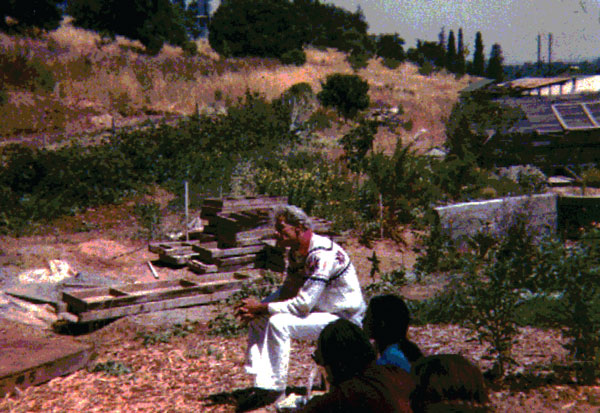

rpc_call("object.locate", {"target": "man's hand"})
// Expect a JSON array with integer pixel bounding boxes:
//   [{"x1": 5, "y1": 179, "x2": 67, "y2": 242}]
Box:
[{"x1": 235, "y1": 297, "x2": 268, "y2": 323}]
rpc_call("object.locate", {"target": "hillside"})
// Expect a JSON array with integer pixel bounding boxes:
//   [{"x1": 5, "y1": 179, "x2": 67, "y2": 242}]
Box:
[{"x1": 0, "y1": 20, "x2": 472, "y2": 152}]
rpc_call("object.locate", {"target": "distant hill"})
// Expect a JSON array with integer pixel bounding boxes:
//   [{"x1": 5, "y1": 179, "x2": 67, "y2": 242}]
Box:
[{"x1": 0, "y1": 20, "x2": 473, "y2": 153}]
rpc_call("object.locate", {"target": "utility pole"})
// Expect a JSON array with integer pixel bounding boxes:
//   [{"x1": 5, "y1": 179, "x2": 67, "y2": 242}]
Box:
[
  {"x1": 537, "y1": 34, "x2": 542, "y2": 75},
  {"x1": 548, "y1": 33, "x2": 553, "y2": 75}
]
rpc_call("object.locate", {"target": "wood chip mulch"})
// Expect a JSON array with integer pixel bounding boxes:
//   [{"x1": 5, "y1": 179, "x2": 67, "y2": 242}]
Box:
[{"x1": 1, "y1": 322, "x2": 600, "y2": 412}]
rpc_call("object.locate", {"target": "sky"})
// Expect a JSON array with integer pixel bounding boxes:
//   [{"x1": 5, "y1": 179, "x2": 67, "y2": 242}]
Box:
[
  {"x1": 329, "y1": 0, "x2": 600, "y2": 64},
  {"x1": 209, "y1": 0, "x2": 600, "y2": 64}
]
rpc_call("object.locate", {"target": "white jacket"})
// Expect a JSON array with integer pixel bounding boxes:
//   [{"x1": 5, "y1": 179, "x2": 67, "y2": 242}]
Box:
[{"x1": 268, "y1": 233, "x2": 366, "y2": 325}]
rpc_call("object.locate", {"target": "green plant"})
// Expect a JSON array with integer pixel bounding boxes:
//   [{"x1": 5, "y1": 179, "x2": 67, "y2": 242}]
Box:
[
  {"x1": 134, "y1": 201, "x2": 161, "y2": 240},
  {"x1": 382, "y1": 57, "x2": 402, "y2": 70},
  {"x1": 363, "y1": 268, "x2": 407, "y2": 300},
  {"x1": 347, "y1": 51, "x2": 370, "y2": 71},
  {"x1": 418, "y1": 61, "x2": 434, "y2": 76},
  {"x1": 307, "y1": 108, "x2": 333, "y2": 131},
  {"x1": 0, "y1": 87, "x2": 7, "y2": 105},
  {"x1": 317, "y1": 73, "x2": 370, "y2": 120},
  {"x1": 582, "y1": 167, "x2": 600, "y2": 187},
  {"x1": 137, "y1": 323, "x2": 194, "y2": 345},
  {"x1": 92, "y1": 360, "x2": 132, "y2": 376},
  {"x1": 280, "y1": 49, "x2": 306, "y2": 66},
  {"x1": 208, "y1": 0, "x2": 304, "y2": 59}
]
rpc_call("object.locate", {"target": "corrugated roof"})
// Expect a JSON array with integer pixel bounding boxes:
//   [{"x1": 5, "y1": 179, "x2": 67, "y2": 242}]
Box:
[{"x1": 496, "y1": 93, "x2": 600, "y2": 134}]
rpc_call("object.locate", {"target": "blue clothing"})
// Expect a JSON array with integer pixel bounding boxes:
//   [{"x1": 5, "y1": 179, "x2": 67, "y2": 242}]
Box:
[{"x1": 376, "y1": 343, "x2": 411, "y2": 373}]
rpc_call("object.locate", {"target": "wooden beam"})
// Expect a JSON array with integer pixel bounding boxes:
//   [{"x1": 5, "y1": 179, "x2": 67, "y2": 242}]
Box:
[
  {"x1": 75, "y1": 289, "x2": 241, "y2": 322},
  {"x1": 0, "y1": 336, "x2": 94, "y2": 397}
]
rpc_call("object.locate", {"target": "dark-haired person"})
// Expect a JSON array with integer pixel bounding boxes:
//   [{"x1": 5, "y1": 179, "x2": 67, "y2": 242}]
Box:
[
  {"x1": 410, "y1": 354, "x2": 489, "y2": 413},
  {"x1": 363, "y1": 294, "x2": 424, "y2": 372},
  {"x1": 235, "y1": 205, "x2": 366, "y2": 411},
  {"x1": 298, "y1": 318, "x2": 414, "y2": 412}
]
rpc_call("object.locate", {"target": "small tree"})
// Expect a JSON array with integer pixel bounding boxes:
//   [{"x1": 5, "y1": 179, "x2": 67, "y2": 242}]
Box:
[
  {"x1": 375, "y1": 33, "x2": 405, "y2": 61},
  {"x1": 472, "y1": 31, "x2": 485, "y2": 76},
  {"x1": 456, "y1": 28, "x2": 466, "y2": 75},
  {"x1": 446, "y1": 30, "x2": 457, "y2": 73},
  {"x1": 317, "y1": 73, "x2": 370, "y2": 120},
  {"x1": 486, "y1": 43, "x2": 505, "y2": 82}
]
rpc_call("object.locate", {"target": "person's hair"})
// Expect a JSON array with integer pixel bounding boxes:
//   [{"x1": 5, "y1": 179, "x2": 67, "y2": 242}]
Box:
[
  {"x1": 410, "y1": 354, "x2": 489, "y2": 413},
  {"x1": 272, "y1": 205, "x2": 313, "y2": 230},
  {"x1": 364, "y1": 294, "x2": 423, "y2": 362},
  {"x1": 317, "y1": 319, "x2": 377, "y2": 385}
]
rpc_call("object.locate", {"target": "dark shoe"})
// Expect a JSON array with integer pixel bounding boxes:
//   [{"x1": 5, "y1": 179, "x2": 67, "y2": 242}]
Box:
[{"x1": 236, "y1": 388, "x2": 285, "y2": 412}]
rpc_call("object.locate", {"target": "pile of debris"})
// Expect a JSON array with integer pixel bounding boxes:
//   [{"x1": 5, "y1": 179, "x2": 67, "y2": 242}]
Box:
[{"x1": 149, "y1": 196, "x2": 345, "y2": 274}]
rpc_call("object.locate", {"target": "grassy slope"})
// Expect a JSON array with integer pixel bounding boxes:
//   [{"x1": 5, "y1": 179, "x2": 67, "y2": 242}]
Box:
[{"x1": 0, "y1": 20, "x2": 472, "y2": 153}]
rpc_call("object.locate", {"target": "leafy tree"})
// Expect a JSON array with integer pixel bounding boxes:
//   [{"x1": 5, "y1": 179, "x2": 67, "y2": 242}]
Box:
[
  {"x1": 445, "y1": 97, "x2": 524, "y2": 164},
  {"x1": 68, "y1": 0, "x2": 189, "y2": 55},
  {"x1": 375, "y1": 33, "x2": 405, "y2": 61},
  {"x1": 1, "y1": 0, "x2": 63, "y2": 33},
  {"x1": 317, "y1": 73, "x2": 370, "y2": 120},
  {"x1": 472, "y1": 31, "x2": 485, "y2": 76},
  {"x1": 209, "y1": 0, "x2": 304, "y2": 59},
  {"x1": 293, "y1": 0, "x2": 368, "y2": 52},
  {"x1": 408, "y1": 40, "x2": 445, "y2": 68},
  {"x1": 446, "y1": 30, "x2": 457, "y2": 72},
  {"x1": 486, "y1": 43, "x2": 505, "y2": 81},
  {"x1": 341, "y1": 118, "x2": 378, "y2": 172}
]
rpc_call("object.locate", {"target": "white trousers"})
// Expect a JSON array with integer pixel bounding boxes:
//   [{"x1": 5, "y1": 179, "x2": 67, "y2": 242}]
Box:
[{"x1": 245, "y1": 311, "x2": 339, "y2": 391}]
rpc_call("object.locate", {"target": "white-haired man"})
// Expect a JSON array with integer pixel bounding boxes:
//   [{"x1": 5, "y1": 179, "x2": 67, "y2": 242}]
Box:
[{"x1": 236, "y1": 205, "x2": 366, "y2": 410}]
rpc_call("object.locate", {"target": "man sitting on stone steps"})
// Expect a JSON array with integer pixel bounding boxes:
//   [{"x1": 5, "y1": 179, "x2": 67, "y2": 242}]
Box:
[{"x1": 235, "y1": 205, "x2": 366, "y2": 411}]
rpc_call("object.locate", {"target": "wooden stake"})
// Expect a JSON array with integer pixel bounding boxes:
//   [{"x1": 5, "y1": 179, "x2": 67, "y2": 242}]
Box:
[
  {"x1": 379, "y1": 192, "x2": 384, "y2": 239},
  {"x1": 147, "y1": 261, "x2": 159, "y2": 279},
  {"x1": 184, "y1": 180, "x2": 189, "y2": 242}
]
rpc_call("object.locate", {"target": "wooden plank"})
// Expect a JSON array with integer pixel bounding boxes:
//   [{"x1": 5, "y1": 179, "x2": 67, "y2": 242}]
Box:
[
  {"x1": 193, "y1": 243, "x2": 265, "y2": 261},
  {"x1": 187, "y1": 259, "x2": 218, "y2": 274},
  {"x1": 148, "y1": 241, "x2": 201, "y2": 255},
  {"x1": 218, "y1": 227, "x2": 275, "y2": 247},
  {"x1": 62, "y1": 278, "x2": 243, "y2": 313},
  {"x1": 215, "y1": 253, "x2": 258, "y2": 267},
  {"x1": 158, "y1": 251, "x2": 198, "y2": 266},
  {"x1": 0, "y1": 335, "x2": 94, "y2": 397},
  {"x1": 75, "y1": 289, "x2": 241, "y2": 322}
]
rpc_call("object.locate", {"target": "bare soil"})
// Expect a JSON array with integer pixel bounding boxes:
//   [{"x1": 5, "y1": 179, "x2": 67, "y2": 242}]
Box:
[{"x1": 1, "y1": 200, "x2": 600, "y2": 412}]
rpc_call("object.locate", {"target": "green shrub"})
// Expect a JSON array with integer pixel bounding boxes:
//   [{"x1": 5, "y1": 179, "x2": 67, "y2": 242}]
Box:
[
  {"x1": 137, "y1": 323, "x2": 194, "y2": 345},
  {"x1": 363, "y1": 268, "x2": 407, "y2": 301},
  {"x1": 582, "y1": 167, "x2": 600, "y2": 187},
  {"x1": 0, "y1": 87, "x2": 8, "y2": 105},
  {"x1": 0, "y1": 51, "x2": 55, "y2": 93},
  {"x1": 280, "y1": 49, "x2": 306, "y2": 66},
  {"x1": 307, "y1": 108, "x2": 334, "y2": 130},
  {"x1": 92, "y1": 360, "x2": 132, "y2": 376},
  {"x1": 382, "y1": 57, "x2": 402, "y2": 70},
  {"x1": 347, "y1": 51, "x2": 370, "y2": 71},
  {"x1": 418, "y1": 61, "x2": 434, "y2": 76},
  {"x1": 317, "y1": 73, "x2": 370, "y2": 120},
  {"x1": 253, "y1": 153, "x2": 359, "y2": 229},
  {"x1": 134, "y1": 201, "x2": 161, "y2": 240}
]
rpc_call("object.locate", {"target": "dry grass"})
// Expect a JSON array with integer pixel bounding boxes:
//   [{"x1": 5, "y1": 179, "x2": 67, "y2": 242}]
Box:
[{"x1": 0, "y1": 20, "x2": 471, "y2": 154}]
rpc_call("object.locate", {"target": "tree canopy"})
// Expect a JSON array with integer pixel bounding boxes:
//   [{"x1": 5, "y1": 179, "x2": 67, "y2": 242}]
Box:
[
  {"x1": 67, "y1": 0, "x2": 193, "y2": 55},
  {"x1": 1, "y1": 0, "x2": 63, "y2": 33}
]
